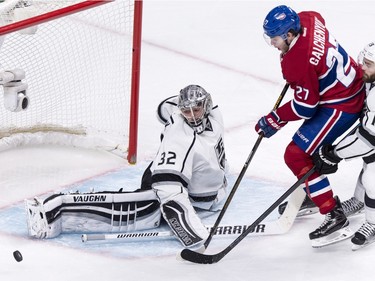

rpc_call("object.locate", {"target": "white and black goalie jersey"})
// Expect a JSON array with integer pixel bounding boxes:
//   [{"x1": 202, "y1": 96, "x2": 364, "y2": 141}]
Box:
[{"x1": 152, "y1": 96, "x2": 227, "y2": 211}]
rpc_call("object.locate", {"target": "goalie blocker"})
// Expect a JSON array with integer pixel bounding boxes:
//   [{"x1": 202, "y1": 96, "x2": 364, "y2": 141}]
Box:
[{"x1": 25, "y1": 189, "x2": 161, "y2": 239}]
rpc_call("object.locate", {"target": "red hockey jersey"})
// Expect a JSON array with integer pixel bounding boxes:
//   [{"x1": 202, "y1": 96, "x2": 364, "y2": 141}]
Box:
[{"x1": 276, "y1": 11, "x2": 365, "y2": 121}]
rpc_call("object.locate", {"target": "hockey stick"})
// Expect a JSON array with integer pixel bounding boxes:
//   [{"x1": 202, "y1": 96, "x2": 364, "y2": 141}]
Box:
[
  {"x1": 201, "y1": 83, "x2": 290, "y2": 250},
  {"x1": 81, "y1": 188, "x2": 305, "y2": 243},
  {"x1": 82, "y1": 224, "x2": 260, "y2": 243},
  {"x1": 179, "y1": 167, "x2": 315, "y2": 264}
]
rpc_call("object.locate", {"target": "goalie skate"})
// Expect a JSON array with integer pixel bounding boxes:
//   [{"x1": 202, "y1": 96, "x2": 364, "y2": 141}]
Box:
[{"x1": 25, "y1": 197, "x2": 49, "y2": 238}]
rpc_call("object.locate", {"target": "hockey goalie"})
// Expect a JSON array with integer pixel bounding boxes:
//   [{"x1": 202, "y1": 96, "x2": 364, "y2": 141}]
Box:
[{"x1": 25, "y1": 84, "x2": 229, "y2": 248}]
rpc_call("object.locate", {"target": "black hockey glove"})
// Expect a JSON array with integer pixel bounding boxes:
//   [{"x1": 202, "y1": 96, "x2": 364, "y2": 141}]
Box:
[{"x1": 312, "y1": 144, "x2": 342, "y2": 175}]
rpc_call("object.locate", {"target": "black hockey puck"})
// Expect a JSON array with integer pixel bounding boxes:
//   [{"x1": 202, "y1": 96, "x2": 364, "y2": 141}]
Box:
[{"x1": 13, "y1": 250, "x2": 23, "y2": 262}]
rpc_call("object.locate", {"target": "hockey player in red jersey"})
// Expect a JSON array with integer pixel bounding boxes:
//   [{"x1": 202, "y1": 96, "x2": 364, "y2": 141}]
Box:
[
  {"x1": 256, "y1": 5, "x2": 365, "y2": 247},
  {"x1": 313, "y1": 42, "x2": 375, "y2": 250}
]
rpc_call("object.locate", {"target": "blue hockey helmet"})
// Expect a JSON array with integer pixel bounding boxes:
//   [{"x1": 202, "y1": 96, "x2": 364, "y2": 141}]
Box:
[{"x1": 263, "y1": 5, "x2": 301, "y2": 40}]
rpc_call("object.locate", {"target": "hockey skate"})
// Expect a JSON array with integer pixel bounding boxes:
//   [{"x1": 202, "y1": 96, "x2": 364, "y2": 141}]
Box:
[
  {"x1": 351, "y1": 222, "x2": 375, "y2": 251},
  {"x1": 25, "y1": 197, "x2": 49, "y2": 238},
  {"x1": 341, "y1": 197, "x2": 364, "y2": 217},
  {"x1": 278, "y1": 194, "x2": 318, "y2": 217},
  {"x1": 309, "y1": 196, "x2": 353, "y2": 248}
]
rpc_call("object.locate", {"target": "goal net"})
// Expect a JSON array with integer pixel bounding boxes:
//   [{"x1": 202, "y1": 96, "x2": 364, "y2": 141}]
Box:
[{"x1": 0, "y1": 0, "x2": 142, "y2": 164}]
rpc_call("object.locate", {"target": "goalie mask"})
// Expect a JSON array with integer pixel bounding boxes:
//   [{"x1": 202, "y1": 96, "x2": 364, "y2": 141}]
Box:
[{"x1": 178, "y1": 85, "x2": 213, "y2": 134}]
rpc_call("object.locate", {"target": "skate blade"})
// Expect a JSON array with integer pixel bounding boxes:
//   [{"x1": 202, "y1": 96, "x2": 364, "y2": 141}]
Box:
[{"x1": 311, "y1": 227, "x2": 354, "y2": 248}]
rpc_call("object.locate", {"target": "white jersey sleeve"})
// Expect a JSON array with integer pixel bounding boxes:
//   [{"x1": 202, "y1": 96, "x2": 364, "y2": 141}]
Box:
[
  {"x1": 335, "y1": 83, "x2": 375, "y2": 159},
  {"x1": 156, "y1": 95, "x2": 179, "y2": 125}
]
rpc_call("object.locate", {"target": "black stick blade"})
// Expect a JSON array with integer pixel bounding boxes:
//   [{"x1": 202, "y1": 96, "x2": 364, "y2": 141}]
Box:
[{"x1": 180, "y1": 248, "x2": 223, "y2": 264}]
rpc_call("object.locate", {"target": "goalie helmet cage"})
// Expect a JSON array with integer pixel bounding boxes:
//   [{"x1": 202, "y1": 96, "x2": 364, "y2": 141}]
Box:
[{"x1": 0, "y1": 0, "x2": 142, "y2": 164}]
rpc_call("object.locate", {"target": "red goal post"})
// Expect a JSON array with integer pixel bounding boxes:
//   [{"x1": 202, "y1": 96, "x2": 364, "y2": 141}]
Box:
[{"x1": 0, "y1": 0, "x2": 142, "y2": 164}]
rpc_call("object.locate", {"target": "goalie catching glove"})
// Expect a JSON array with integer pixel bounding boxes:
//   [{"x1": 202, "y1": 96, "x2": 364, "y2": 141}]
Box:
[
  {"x1": 312, "y1": 144, "x2": 342, "y2": 174},
  {"x1": 255, "y1": 111, "x2": 287, "y2": 138}
]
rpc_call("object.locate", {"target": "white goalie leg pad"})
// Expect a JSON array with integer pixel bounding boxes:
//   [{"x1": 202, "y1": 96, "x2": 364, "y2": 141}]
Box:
[
  {"x1": 162, "y1": 196, "x2": 209, "y2": 248},
  {"x1": 25, "y1": 196, "x2": 62, "y2": 239},
  {"x1": 61, "y1": 189, "x2": 161, "y2": 233},
  {"x1": 160, "y1": 192, "x2": 209, "y2": 248},
  {"x1": 26, "y1": 189, "x2": 161, "y2": 238}
]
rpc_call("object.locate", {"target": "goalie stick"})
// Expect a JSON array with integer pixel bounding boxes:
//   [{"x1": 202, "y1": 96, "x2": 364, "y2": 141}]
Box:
[
  {"x1": 179, "y1": 167, "x2": 315, "y2": 264},
  {"x1": 81, "y1": 187, "x2": 305, "y2": 243},
  {"x1": 201, "y1": 83, "x2": 290, "y2": 251}
]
